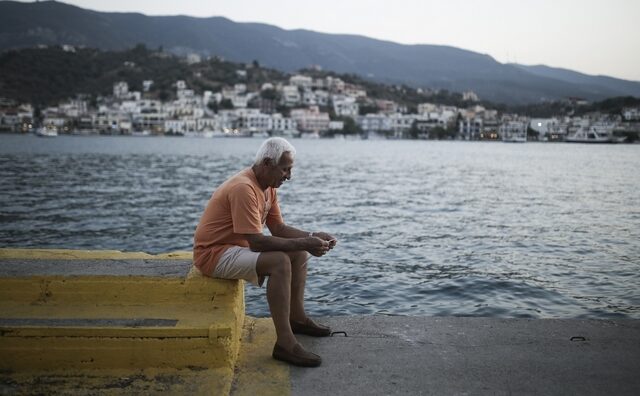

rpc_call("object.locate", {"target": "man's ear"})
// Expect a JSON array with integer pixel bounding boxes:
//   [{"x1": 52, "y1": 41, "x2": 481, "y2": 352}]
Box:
[{"x1": 262, "y1": 158, "x2": 272, "y2": 167}]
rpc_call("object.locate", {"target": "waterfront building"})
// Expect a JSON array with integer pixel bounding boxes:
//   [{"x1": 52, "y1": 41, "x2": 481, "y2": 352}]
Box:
[
  {"x1": 0, "y1": 103, "x2": 33, "y2": 133},
  {"x1": 197, "y1": 117, "x2": 221, "y2": 132},
  {"x1": 235, "y1": 109, "x2": 272, "y2": 133},
  {"x1": 458, "y1": 117, "x2": 483, "y2": 140},
  {"x1": 270, "y1": 113, "x2": 297, "y2": 135},
  {"x1": 357, "y1": 113, "x2": 392, "y2": 134},
  {"x1": 388, "y1": 113, "x2": 416, "y2": 138},
  {"x1": 165, "y1": 118, "x2": 197, "y2": 135},
  {"x1": 328, "y1": 120, "x2": 345, "y2": 132},
  {"x1": 499, "y1": 119, "x2": 528, "y2": 142},
  {"x1": 290, "y1": 106, "x2": 330, "y2": 133}
]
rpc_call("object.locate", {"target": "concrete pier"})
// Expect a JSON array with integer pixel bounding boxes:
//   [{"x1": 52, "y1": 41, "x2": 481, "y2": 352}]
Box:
[
  {"x1": 286, "y1": 316, "x2": 640, "y2": 395},
  {"x1": 2, "y1": 249, "x2": 639, "y2": 395},
  {"x1": 0, "y1": 248, "x2": 244, "y2": 395}
]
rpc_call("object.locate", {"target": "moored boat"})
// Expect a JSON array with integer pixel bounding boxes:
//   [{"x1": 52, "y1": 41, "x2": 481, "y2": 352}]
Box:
[
  {"x1": 565, "y1": 125, "x2": 625, "y2": 143},
  {"x1": 35, "y1": 126, "x2": 58, "y2": 137}
]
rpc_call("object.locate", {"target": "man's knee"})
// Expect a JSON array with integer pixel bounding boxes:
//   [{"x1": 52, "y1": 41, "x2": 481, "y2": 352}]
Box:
[
  {"x1": 257, "y1": 251, "x2": 292, "y2": 277},
  {"x1": 287, "y1": 250, "x2": 309, "y2": 267}
]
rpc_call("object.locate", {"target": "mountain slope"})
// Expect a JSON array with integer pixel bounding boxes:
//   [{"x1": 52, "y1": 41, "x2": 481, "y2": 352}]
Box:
[
  {"x1": 1, "y1": 1, "x2": 638, "y2": 104},
  {"x1": 513, "y1": 64, "x2": 640, "y2": 97}
]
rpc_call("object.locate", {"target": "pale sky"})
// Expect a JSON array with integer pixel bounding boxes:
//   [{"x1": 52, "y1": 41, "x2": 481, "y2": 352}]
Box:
[{"x1": 20, "y1": 0, "x2": 640, "y2": 81}]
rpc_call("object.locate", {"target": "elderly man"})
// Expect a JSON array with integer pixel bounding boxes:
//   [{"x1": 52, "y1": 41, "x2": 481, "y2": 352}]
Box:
[{"x1": 193, "y1": 137, "x2": 337, "y2": 367}]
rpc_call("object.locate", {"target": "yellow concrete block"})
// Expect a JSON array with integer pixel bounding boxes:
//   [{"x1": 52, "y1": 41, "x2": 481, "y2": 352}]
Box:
[
  {"x1": 0, "y1": 248, "x2": 246, "y2": 394},
  {"x1": 0, "y1": 248, "x2": 192, "y2": 260},
  {"x1": 230, "y1": 317, "x2": 290, "y2": 396},
  {"x1": 1, "y1": 367, "x2": 233, "y2": 395}
]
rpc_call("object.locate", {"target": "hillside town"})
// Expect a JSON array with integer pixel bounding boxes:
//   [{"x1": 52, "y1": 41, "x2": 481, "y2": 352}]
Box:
[{"x1": 1, "y1": 69, "x2": 639, "y2": 142}]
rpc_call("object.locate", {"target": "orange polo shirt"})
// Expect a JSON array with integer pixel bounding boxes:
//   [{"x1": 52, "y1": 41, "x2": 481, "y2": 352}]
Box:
[{"x1": 193, "y1": 168, "x2": 284, "y2": 275}]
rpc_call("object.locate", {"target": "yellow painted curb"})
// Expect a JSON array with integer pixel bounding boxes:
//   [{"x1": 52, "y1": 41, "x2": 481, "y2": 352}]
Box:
[
  {"x1": 1, "y1": 367, "x2": 234, "y2": 395},
  {"x1": 0, "y1": 248, "x2": 192, "y2": 260},
  {"x1": 230, "y1": 317, "x2": 290, "y2": 396},
  {"x1": 0, "y1": 248, "x2": 246, "y2": 395}
]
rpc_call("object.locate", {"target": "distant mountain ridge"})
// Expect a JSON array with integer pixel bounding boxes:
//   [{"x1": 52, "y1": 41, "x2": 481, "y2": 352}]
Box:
[{"x1": 1, "y1": 0, "x2": 639, "y2": 105}]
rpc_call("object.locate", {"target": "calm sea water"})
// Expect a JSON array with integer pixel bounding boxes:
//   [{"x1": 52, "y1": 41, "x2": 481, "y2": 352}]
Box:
[{"x1": 1, "y1": 135, "x2": 639, "y2": 319}]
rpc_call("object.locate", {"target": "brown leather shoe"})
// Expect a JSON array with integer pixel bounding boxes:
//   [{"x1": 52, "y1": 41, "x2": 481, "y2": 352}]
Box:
[
  {"x1": 272, "y1": 343, "x2": 322, "y2": 367},
  {"x1": 290, "y1": 317, "x2": 331, "y2": 337}
]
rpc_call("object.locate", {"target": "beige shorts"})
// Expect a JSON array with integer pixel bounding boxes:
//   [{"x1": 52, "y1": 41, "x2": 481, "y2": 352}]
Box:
[{"x1": 212, "y1": 246, "x2": 262, "y2": 286}]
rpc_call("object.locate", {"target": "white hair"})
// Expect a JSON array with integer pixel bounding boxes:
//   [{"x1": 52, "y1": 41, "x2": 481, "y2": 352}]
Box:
[{"x1": 254, "y1": 137, "x2": 296, "y2": 166}]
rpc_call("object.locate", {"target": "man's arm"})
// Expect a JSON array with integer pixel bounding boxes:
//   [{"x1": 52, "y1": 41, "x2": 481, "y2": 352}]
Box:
[
  {"x1": 244, "y1": 233, "x2": 329, "y2": 257},
  {"x1": 269, "y1": 223, "x2": 338, "y2": 249}
]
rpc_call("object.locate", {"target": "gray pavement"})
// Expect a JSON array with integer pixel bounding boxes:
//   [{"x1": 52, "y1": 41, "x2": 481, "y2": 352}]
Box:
[{"x1": 292, "y1": 316, "x2": 640, "y2": 396}]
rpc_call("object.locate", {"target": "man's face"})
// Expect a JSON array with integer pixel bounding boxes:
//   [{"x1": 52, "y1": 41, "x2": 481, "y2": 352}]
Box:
[{"x1": 267, "y1": 152, "x2": 294, "y2": 188}]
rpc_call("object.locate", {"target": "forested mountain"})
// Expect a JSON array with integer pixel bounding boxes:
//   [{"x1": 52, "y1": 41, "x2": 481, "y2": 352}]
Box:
[{"x1": 1, "y1": 1, "x2": 639, "y2": 104}]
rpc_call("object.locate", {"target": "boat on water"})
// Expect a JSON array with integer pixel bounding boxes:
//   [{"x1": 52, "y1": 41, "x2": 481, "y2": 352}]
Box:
[
  {"x1": 130, "y1": 130, "x2": 151, "y2": 137},
  {"x1": 251, "y1": 131, "x2": 270, "y2": 138},
  {"x1": 184, "y1": 130, "x2": 226, "y2": 138},
  {"x1": 565, "y1": 125, "x2": 625, "y2": 144},
  {"x1": 299, "y1": 131, "x2": 320, "y2": 139},
  {"x1": 35, "y1": 126, "x2": 58, "y2": 137},
  {"x1": 502, "y1": 134, "x2": 527, "y2": 143}
]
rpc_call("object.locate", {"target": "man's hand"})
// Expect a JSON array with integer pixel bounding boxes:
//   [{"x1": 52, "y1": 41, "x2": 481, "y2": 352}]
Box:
[
  {"x1": 312, "y1": 232, "x2": 337, "y2": 249},
  {"x1": 304, "y1": 236, "x2": 330, "y2": 257}
]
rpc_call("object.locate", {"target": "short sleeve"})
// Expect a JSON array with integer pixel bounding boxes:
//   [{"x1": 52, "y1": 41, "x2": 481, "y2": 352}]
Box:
[{"x1": 228, "y1": 184, "x2": 263, "y2": 234}]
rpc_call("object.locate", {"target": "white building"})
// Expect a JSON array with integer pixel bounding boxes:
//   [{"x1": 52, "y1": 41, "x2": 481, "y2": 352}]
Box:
[
  {"x1": 332, "y1": 96, "x2": 359, "y2": 117},
  {"x1": 113, "y1": 82, "x2": 129, "y2": 99},
  {"x1": 417, "y1": 103, "x2": 437, "y2": 114},
  {"x1": 236, "y1": 109, "x2": 272, "y2": 133},
  {"x1": 357, "y1": 113, "x2": 391, "y2": 133},
  {"x1": 197, "y1": 117, "x2": 221, "y2": 131},
  {"x1": 186, "y1": 53, "x2": 202, "y2": 64},
  {"x1": 388, "y1": 113, "x2": 416, "y2": 138},
  {"x1": 377, "y1": 100, "x2": 398, "y2": 115},
  {"x1": 325, "y1": 77, "x2": 345, "y2": 93},
  {"x1": 458, "y1": 117, "x2": 483, "y2": 140},
  {"x1": 290, "y1": 106, "x2": 330, "y2": 132},
  {"x1": 499, "y1": 120, "x2": 528, "y2": 141},
  {"x1": 302, "y1": 90, "x2": 317, "y2": 106},
  {"x1": 289, "y1": 75, "x2": 313, "y2": 89},
  {"x1": 281, "y1": 85, "x2": 301, "y2": 106},
  {"x1": 314, "y1": 90, "x2": 330, "y2": 106},
  {"x1": 463, "y1": 91, "x2": 480, "y2": 102},
  {"x1": 329, "y1": 120, "x2": 344, "y2": 131},
  {"x1": 59, "y1": 100, "x2": 88, "y2": 118},
  {"x1": 270, "y1": 114, "x2": 297, "y2": 134},
  {"x1": 165, "y1": 118, "x2": 197, "y2": 134},
  {"x1": 623, "y1": 107, "x2": 640, "y2": 121},
  {"x1": 529, "y1": 118, "x2": 556, "y2": 136}
]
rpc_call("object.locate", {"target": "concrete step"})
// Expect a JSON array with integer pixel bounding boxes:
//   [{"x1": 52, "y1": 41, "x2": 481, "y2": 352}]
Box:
[{"x1": 0, "y1": 248, "x2": 245, "y2": 394}]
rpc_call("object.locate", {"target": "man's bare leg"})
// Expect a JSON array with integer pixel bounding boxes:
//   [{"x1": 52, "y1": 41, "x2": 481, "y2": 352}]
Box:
[
  {"x1": 288, "y1": 251, "x2": 309, "y2": 323},
  {"x1": 256, "y1": 251, "x2": 297, "y2": 349}
]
